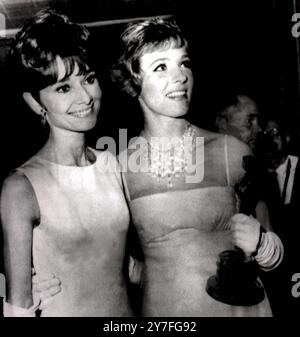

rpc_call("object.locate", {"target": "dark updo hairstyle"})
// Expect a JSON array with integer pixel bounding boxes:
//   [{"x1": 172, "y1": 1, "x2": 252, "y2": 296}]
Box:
[
  {"x1": 111, "y1": 17, "x2": 188, "y2": 97},
  {"x1": 10, "y1": 8, "x2": 94, "y2": 95}
]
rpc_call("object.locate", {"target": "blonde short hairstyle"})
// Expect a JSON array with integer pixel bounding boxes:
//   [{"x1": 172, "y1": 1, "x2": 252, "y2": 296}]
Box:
[{"x1": 110, "y1": 17, "x2": 188, "y2": 97}]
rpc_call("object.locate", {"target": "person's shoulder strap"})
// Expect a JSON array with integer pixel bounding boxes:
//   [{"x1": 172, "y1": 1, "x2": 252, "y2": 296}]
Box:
[{"x1": 224, "y1": 134, "x2": 231, "y2": 186}]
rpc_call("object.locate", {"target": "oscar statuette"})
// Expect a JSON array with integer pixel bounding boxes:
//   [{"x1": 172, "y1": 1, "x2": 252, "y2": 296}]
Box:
[{"x1": 206, "y1": 156, "x2": 265, "y2": 306}]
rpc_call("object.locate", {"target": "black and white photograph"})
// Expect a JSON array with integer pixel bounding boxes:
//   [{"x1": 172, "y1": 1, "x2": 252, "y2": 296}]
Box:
[{"x1": 0, "y1": 0, "x2": 299, "y2": 331}]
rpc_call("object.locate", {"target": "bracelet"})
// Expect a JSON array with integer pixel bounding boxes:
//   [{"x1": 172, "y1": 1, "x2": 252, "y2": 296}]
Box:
[{"x1": 254, "y1": 231, "x2": 284, "y2": 270}]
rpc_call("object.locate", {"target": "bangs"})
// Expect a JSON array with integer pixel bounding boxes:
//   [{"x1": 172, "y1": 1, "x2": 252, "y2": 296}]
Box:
[
  {"x1": 40, "y1": 55, "x2": 90, "y2": 86},
  {"x1": 131, "y1": 38, "x2": 187, "y2": 73},
  {"x1": 142, "y1": 37, "x2": 187, "y2": 55}
]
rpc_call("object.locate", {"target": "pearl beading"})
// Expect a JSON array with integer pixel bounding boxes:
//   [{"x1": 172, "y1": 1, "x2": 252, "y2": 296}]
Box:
[{"x1": 143, "y1": 123, "x2": 195, "y2": 187}]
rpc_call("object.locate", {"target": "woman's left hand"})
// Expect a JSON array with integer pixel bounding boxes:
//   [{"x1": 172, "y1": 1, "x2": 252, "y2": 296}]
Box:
[
  {"x1": 230, "y1": 213, "x2": 261, "y2": 256},
  {"x1": 32, "y1": 272, "x2": 61, "y2": 310}
]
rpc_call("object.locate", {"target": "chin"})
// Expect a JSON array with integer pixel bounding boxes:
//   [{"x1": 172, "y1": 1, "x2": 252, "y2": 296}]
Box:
[
  {"x1": 168, "y1": 108, "x2": 189, "y2": 118},
  {"x1": 78, "y1": 117, "x2": 98, "y2": 132}
]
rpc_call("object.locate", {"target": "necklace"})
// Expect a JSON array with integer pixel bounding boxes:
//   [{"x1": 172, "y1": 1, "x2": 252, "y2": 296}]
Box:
[{"x1": 141, "y1": 123, "x2": 195, "y2": 187}]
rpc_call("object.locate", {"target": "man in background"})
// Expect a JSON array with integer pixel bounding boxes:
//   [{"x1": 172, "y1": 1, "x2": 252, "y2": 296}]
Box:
[
  {"x1": 259, "y1": 118, "x2": 300, "y2": 316},
  {"x1": 215, "y1": 94, "x2": 262, "y2": 152},
  {"x1": 215, "y1": 95, "x2": 299, "y2": 316}
]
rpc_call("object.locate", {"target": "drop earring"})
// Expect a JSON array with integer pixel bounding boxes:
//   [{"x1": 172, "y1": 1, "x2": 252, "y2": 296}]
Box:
[{"x1": 41, "y1": 109, "x2": 47, "y2": 126}]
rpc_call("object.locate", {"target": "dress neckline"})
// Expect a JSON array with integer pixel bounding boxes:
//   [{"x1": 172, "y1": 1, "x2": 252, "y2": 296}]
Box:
[
  {"x1": 34, "y1": 147, "x2": 98, "y2": 170},
  {"x1": 130, "y1": 185, "x2": 234, "y2": 203}
]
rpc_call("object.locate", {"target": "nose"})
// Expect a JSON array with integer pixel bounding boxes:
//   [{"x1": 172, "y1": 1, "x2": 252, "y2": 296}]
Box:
[
  {"x1": 171, "y1": 66, "x2": 188, "y2": 83},
  {"x1": 77, "y1": 85, "x2": 93, "y2": 105},
  {"x1": 251, "y1": 118, "x2": 262, "y2": 134}
]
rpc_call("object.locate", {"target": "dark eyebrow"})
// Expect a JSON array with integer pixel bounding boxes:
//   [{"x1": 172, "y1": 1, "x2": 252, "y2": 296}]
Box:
[
  {"x1": 56, "y1": 70, "x2": 95, "y2": 84},
  {"x1": 150, "y1": 58, "x2": 168, "y2": 67},
  {"x1": 149, "y1": 53, "x2": 190, "y2": 67},
  {"x1": 57, "y1": 77, "x2": 70, "y2": 84}
]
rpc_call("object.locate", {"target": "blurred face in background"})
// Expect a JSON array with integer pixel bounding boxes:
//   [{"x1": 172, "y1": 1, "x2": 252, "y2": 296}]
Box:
[
  {"x1": 225, "y1": 97, "x2": 262, "y2": 151},
  {"x1": 262, "y1": 120, "x2": 289, "y2": 169}
]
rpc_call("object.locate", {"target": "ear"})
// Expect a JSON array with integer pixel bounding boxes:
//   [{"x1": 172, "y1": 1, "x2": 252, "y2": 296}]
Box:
[
  {"x1": 131, "y1": 74, "x2": 142, "y2": 97},
  {"x1": 23, "y1": 92, "x2": 45, "y2": 116},
  {"x1": 215, "y1": 115, "x2": 228, "y2": 133}
]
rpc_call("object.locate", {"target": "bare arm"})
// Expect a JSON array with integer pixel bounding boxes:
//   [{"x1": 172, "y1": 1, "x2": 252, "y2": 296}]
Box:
[
  {"x1": 1, "y1": 172, "x2": 39, "y2": 311},
  {"x1": 231, "y1": 206, "x2": 283, "y2": 271},
  {"x1": 255, "y1": 199, "x2": 273, "y2": 232},
  {"x1": 226, "y1": 137, "x2": 283, "y2": 270}
]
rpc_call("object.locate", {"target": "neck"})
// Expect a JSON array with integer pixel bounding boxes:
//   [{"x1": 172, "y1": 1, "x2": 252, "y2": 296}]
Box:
[
  {"x1": 41, "y1": 128, "x2": 92, "y2": 166},
  {"x1": 142, "y1": 116, "x2": 189, "y2": 139}
]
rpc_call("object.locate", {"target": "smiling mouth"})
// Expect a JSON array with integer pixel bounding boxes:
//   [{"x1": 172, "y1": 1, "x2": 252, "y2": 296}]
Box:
[
  {"x1": 166, "y1": 90, "x2": 187, "y2": 99},
  {"x1": 70, "y1": 106, "x2": 93, "y2": 118}
]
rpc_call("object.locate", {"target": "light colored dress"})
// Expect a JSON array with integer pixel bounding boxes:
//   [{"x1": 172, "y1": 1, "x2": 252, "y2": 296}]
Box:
[
  {"x1": 17, "y1": 149, "x2": 132, "y2": 317},
  {"x1": 121, "y1": 127, "x2": 272, "y2": 316}
]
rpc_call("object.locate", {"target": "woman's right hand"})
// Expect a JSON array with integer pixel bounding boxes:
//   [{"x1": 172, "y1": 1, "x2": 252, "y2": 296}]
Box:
[
  {"x1": 32, "y1": 272, "x2": 61, "y2": 310},
  {"x1": 229, "y1": 213, "x2": 261, "y2": 256}
]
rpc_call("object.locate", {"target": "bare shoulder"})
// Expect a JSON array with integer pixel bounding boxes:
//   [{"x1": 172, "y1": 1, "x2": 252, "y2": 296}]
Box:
[
  {"x1": 191, "y1": 125, "x2": 252, "y2": 155},
  {"x1": 226, "y1": 135, "x2": 252, "y2": 159},
  {"x1": 193, "y1": 125, "x2": 220, "y2": 140},
  {"x1": 192, "y1": 126, "x2": 227, "y2": 158},
  {"x1": 1, "y1": 171, "x2": 40, "y2": 223},
  {"x1": 2, "y1": 171, "x2": 34, "y2": 197},
  {"x1": 192, "y1": 126, "x2": 224, "y2": 147},
  {"x1": 226, "y1": 136, "x2": 253, "y2": 184}
]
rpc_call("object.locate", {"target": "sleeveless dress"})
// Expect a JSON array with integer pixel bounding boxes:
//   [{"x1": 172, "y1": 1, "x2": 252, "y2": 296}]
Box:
[
  {"x1": 121, "y1": 129, "x2": 272, "y2": 317},
  {"x1": 17, "y1": 149, "x2": 133, "y2": 317}
]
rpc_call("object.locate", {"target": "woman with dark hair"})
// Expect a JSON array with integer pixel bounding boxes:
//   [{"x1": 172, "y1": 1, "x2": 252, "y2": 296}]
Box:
[{"x1": 0, "y1": 9, "x2": 133, "y2": 317}]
